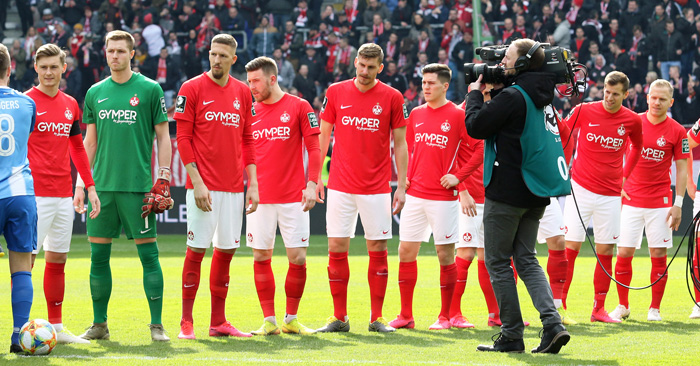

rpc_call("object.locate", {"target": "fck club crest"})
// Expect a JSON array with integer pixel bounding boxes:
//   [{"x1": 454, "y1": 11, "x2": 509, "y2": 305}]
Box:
[
  {"x1": 64, "y1": 109, "x2": 73, "y2": 121},
  {"x1": 463, "y1": 232, "x2": 472, "y2": 242},
  {"x1": 130, "y1": 95, "x2": 140, "y2": 106},
  {"x1": 441, "y1": 121, "x2": 451, "y2": 132},
  {"x1": 657, "y1": 136, "x2": 666, "y2": 147},
  {"x1": 372, "y1": 103, "x2": 383, "y2": 115},
  {"x1": 617, "y1": 125, "x2": 625, "y2": 136},
  {"x1": 280, "y1": 112, "x2": 291, "y2": 123},
  {"x1": 233, "y1": 99, "x2": 241, "y2": 110}
]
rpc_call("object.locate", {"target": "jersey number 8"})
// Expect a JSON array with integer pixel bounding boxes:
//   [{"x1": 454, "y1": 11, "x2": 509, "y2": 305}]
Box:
[{"x1": 0, "y1": 114, "x2": 16, "y2": 157}]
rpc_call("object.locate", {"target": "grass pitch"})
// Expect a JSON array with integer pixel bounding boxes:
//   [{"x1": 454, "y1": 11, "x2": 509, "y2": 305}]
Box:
[{"x1": 1, "y1": 234, "x2": 699, "y2": 365}]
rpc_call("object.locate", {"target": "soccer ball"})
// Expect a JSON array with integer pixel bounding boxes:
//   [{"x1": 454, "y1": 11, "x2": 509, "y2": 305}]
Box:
[{"x1": 19, "y1": 319, "x2": 57, "y2": 355}]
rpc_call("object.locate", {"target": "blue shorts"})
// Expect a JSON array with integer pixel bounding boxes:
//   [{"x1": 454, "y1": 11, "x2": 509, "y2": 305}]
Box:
[{"x1": 0, "y1": 195, "x2": 37, "y2": 253}]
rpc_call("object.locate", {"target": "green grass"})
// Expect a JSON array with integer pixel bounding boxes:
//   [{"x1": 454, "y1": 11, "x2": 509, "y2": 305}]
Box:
[{"x1": 1, "y1": 234, "x2": 699, "y2": 365}]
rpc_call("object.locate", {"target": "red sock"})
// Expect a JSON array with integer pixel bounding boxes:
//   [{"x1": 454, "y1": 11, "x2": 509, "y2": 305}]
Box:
[
  {"x1": 511, "y1": 258, "x2": 518, "y2": 285},
  {"x1": 44, "y1": 262, "x2": 65, "y2": 325},
  {"x1": 478, "y1": 260, "x2": 499, "y2": 316},
  {"x1": 650, "y1": 256, "x2": 668, "y2": 310},
  {"x1": 593, "y1": 254, "x2": 613, "y2": 311},
  {"x1": 547, "y1": 249, "x2": 567, "y2": 302},
  {"x1": 182, "y1": 248, "x2": 204, "y2": 323},
  {"x1": 440, "y1": 263, "x2": 457, "y2": 319},
  {"x1": 254, "y1": 259, "x2": 276, "y2": 318},
  {"x1": 210, "y1": 250, "x2": 233, "y2": 326},
  {"x1": 328, "y1": 251, "x2": 349, "y2": 320},
  {"x1": 694, "y1": 238, "x2": 700, "y2": 301},
  {"x1": 450, "y1": 257, "x2": 471, "y2": 318},
  {"x1": 285, "y1": 262, "x2": 306, "y2": 316},
  {"x1": 614, "y1": 256, "x2": 633, "y2": 308},
  {"x1": 368, "y1": 250, "x2": 388, "y2": 322},
  {"x1": 398, "y1": 261, "x2": 418, "y2": 319},
  {"x1": 563, "y1": 248, "x2": 579, "y2": 309}
]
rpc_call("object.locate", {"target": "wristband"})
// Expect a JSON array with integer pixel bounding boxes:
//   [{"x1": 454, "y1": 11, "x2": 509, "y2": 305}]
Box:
[
  {"x1": 157, "y1": 167, "x2": 171, "y2": 182},
  {"x1": 75, "y1": 174, "x2": 85, "y2": 188},
  {"x1": 674, "y1": 195, "x2": 684, "y2": 208}
]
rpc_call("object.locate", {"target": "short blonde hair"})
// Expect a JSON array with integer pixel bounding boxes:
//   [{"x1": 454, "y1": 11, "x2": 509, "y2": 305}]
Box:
[
  {"x1": 649, "y1": 78, "x2": 674, "y2": 97},
  {"x1": 34, "y1": 43, "x2": 66, "y2": 65},
  {"x1": 357, "y1": 43, "x2": 384, "y2": 64},
  {"x1": 105, "y1": 30, "x2": 135, "y2": 51}
]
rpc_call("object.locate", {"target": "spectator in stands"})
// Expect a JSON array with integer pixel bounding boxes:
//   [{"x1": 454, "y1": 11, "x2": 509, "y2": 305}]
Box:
[
  {"x1": 182, "y1": 29, "x2": 202, "y2": 80},
  {"x1": 273, "y1": 48, "x2": 295, "y2": 90},
  {"x1": 609, "y1": 42, "x2": 633, "y2": 80},
  {"x1": 175, "y1": 4, "x2": 201, "y2": 33},
  {"x1": 64, "y1": 56, "x2": 82, "y2": 104},
  {"x1": 570, "y1": 26, "x2": 590, "y2": 62},
  {"x1": 530, "y1": 16, "x2": 547, "y2": 42},
  {"x1": 293, "y1": 0, "x2": 314, "y2": 28},
  {"x1": 166, "y1": 32, "x2": 181, "y2": 56},
  {"x1": 379, "y1": 60, "x2": 407, "y2": 94},
  {"x1": 453, "y1": 0, "x2": 472, "y2": 24},
  {"x1": 430, "y1": 0, "x2": 449, "y2": 25},
  {"x1": 582, "y1": 10, "x2": 603, "y2": 44},
  {"x1": 586, "y1": 42, "x2": 603, "y2": 69},
  {"x1": 684, "y1": 76, "x2": 700, "y2": 122},
  {"x1": 142, "y1": 47, "x2": 178, "y2": 108},
  {"x1": 250, "y1": 15, "x2": 279, "y2": 58},
  {"x1": 620, "y1": 0, "x2": 645, "y2": 36},
  {"x1": 413, "y1": 29, "x2": 438, "y2": 63},
  {"x1": 409, "y1": 13, "x2": 430, "y2": 42},
  {"x1": 293, "y1": 63, "x2": 316, "y2": 104},
  {"x1": 50, "y1": 22, "x2": 70, "y2": 49},
  {"x1": 443, "y1": 9, "x2": 467, "y2": 39},
  {"x1": 320, "y1": 5, "x2": 337, "y2": 27},
  {"x1": 550, "y1": 11, "x2": 569, "y2": 48},
  {"x1": 142, "y1": 13, "x2": 165, "y2": 57},
  {"x1": 603, "y1": 18, "x2": 625, "y2": 49},
  {"x1": 669, "y1": 65, "x2": 688, "y2": 122},
  {"x1": 9, "y1": 39, "x2": 28, "y2": 91},
  {"x1": 416, "y1": 0, "x2": 432, "y2": 18},
  {"x1": 268, "y1": 0, "x2": 295, "y2": 29},
  {"x1": 36, "y1": 8, "x2": 65, "y2": 39},
  {"x1": 392, "y1": 0, "x2": 413, "y2": 28},
  {"x1": 383, "y1": 32, "x2": 399, "y2": 63},
  {"x1": 540, "y1": 4, "x2": 556, "y2": 35},
  {"x1": 627, "y1": 25, "x2": 649, "y2": 86},
  {"x1": 39, "y1": 0, "x2": 61, "y2": 21},
  {"x1": 649, "y1": 4, "x2": 669, "y2": 38},
  {"x1": 644, "y1": 71, "x2": 659, "y2": 94},
  {"x1": 511, "y1": 1, "x2": 529, "y2": 23},
  {"x1": 61, "y1": 0, "x2": 82, "y2": 27},
  {"x1": 500, "y1": 17, "x2": 523, "y2": 44},
  {"x1": 371, "y1": 13, "x2": 386, "y2": 43},
  {"x1": 598, "y1": 0, "x2": 620, "y2": 28},
  {"x1": 678, "y1": 8, "x2": 697, "y2": 79},
  {"x1": 363, "y1": 0, "x2": 390, "y2": 27},
  {"x1": 452, "y1": 30, "x2": 472, "y2": 97},
  {"x1": 300, "y1": 46, "x2": 323, "y2": 84},
  {"x1": 656, "y1": 19, "x2": 684, "y2": 81},
  {"x1": 589, "y1": 55, "x2": 612, "y2": 85},
  {"x1": 442, "y1": 23, "x2": 462, "y2": 55},
  {"x1": 343, "y1": 0, "x2": 363, "y2": 29},
  {"x1": 124, "y1": 0, "x2": 148, "y2": 30},
  {"x1": 411, "y1": 51, "x2": 428, "y2": 82},
  {"x1": 624, "y1": 86, "x2": 647, "y2": 113},
  {"x1": 224, "y1": 6, "x2": 246, "y2": 34},
  {"x1": 281, "y1": 20, "x2": 304, "y2": 63},
  {"x1": 80, "y1": 7, "x2": 102, "y2": 36}
]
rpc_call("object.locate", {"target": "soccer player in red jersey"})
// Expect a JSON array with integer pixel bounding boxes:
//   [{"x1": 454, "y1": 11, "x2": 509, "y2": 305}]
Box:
[
  {"x1": 688, "y1": 118, "x2": 700, "y2": 319},
  {"x1": 388, "y1": 64, "x2": 471, "y2": 330},
  {"x1": 175, "y1": 34, "x2": 259, "y2": 339},
  {"x1": 244, "y1": 56, "x2": 321, "y2": 335},
  {"x1": 562, "y1": 71, "x2": 643, "y2": 323},
  {"x1": 610, "y1": 79, "x2": 689, "y2": 322},
  {"x1": 26, "y1": 43, "x2": 100, "y2": 344},
  {"x1": 315, "y1": 43, "x2": 409, "y2": 333}
]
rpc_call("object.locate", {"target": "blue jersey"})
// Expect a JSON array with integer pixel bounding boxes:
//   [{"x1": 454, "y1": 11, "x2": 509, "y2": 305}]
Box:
[{"x1": 0, "y1": 86, "x2": 36, "y2": 199}]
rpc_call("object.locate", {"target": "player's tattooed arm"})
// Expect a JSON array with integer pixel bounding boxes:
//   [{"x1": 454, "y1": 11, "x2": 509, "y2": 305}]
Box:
[{"x1": 184, "y1": 162, "x2": 212, "y2": 212}]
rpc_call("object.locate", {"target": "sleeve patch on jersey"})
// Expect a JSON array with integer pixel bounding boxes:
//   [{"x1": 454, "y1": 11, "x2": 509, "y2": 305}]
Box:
[
  {"x1": 308, "y1": 112, "x2": 319, "y2": 128},
  {"x1": 321, "y1": 97, "x2": 328, "y2": 113},
  {"x1": 160, "y1": 97, "x2": 167, "y2": 114},
  {"x1": 402, "y1": 103, "x2": 409, "y2": 119},
  {"x1": 251, "y1": 105, "x2": 256, "y2": 116},
  {"x1": 683, "y1": 138, "x2": 690, "y2": 154},
  {"x1": 175, "y1": 95, "x2": 186, "y2": 114}
]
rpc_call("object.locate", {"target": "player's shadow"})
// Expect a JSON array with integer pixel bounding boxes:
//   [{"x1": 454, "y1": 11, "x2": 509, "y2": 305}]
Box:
[
  {"x1": 507, "y1": 352, "x2": 621, "y2": 366},
  {"x1": 46, "y1": 340, "x2": 196, "y2": 361},
  {"x1": 568, "y1": 319, "x2": 695, "y2": 336},
  {"x1": 195, "y1": 335, "x2": 350, "y2": 353}
]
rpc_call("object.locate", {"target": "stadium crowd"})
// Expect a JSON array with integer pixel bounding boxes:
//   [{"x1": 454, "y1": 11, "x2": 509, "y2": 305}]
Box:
[{"x1": 5, "y1": 0, "x2": 700, "y2": 124}]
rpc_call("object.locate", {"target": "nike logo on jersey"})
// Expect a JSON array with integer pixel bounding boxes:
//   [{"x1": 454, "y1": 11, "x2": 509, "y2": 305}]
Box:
[
  {"x1": 664, "y1": 238, "x2": 671, "y2": 242},
  {"x1": 382, "y1": 230, "x2": 389, "y2": 234},
  {"x1": 203, "y1": 100, "x2": 215, "y2": 105},
  {"x1": 340, "y1": 105, "x2": 352, "y2": 109},
  {"x1": 301, "y1": 237, "x2": 308, "y2": 242},
  {"x1": 184, "y1": 284, "x2": 195, "y2": 288},
  {"x1": 613, "y1": 235, "x2": 620, "y2": 239},
  {"x1": 235, "y1": 239, "x2": 240, "y2": 244},
  {"x1": 415, "y1": 123, "x2": 424, "y2": 127},
  {"x1": 445, "y1": 234, "x2": 454, "y2": 239},
  {"x1": 150, "y1": 296, "x2": 161, "y2": 301},
  {"x1": 37, "y1": 111, "x2": 47, "y2": 116},
  {"x1": 251, "y1": 120, "x2": 262, "y2": 125},
  {"x1": 141, "y1": 228, "x2": 152, "y2": 234},
  {"x1": 559, "y1": 226, "x2": 566, "y2": 230},
  {"x1": 98, "y1": 98, "x2": 109, "y2": 103},
  {"x1": 588, "y1": 123, "x2": 599, "y2": 127}
]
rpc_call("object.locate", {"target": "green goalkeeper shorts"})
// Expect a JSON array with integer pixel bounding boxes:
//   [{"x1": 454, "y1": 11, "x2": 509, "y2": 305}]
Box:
[{"x1": 87, "y1": 192, "x2": 157, "y2": 240}]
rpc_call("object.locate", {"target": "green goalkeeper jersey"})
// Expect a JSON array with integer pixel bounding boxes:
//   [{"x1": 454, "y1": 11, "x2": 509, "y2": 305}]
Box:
[{"x1": 83, "y1": 72, "x2": 168, "y2": 192}]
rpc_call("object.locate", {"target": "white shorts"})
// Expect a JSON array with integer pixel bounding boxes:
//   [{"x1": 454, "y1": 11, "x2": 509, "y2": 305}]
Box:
[
  {"x1": 33, "y1": 196, "x2": 74, "y2": 254},
  {"x1": 399, "y1": 195, "x2": 458, "y2": 245},
  {"x1": 618, "y1": 205, "x2": 673, "y2": 249},
  {"x1": 564, "y1": 180, "x2": 621, "y2": 244},
  {"x1": 695, "y1": 194, "x2": 700, "y2": 219},
  {"x1": 537, "y1": 197, "x2": 566, "y2": 243},
  {"x1": 246, "y1": 203, "x2": 310, "y2": 250},
  {"x1": 186, "y1": 190, "x2": 244, "y2": 249},
  {"x1": 457, "y1": 203, "x2": 484, "y2": 249},
  {"x1": 326, "y1": 189, "x2": 392, "y2": 240}
]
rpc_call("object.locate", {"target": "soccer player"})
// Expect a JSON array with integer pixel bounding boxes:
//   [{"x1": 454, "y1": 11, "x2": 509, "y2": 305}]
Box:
[
  {"x1": 175, "y1": 33, "x2": 258, "y2": 340},
  {"x1": 388, "y1": 64, "x2": 470, "y2": 330},
  {"x1": 26, "y1": 43, "x2": 100, "y2": 344},
  {"x1": 689, "y1": 120, "x2": 700, "y2": 319},
  {"x1": 315, "y1": 43, "x2": 409, "y2": 333},
  {"x1": 611, "y1": 79, "x2": 688, "y2": 321},
  {"x1": 0, "y1": 43, "x2": 37, "y2": 354},
  {"x1": 78, "y1": 30, "x2": 173, "y2": 341},
  {"x1": 244, "y1": 56, "x2": 321, "y2": 335},
  {"x1": 562, "y1": 71, "x2": 643, "y2": 323}
]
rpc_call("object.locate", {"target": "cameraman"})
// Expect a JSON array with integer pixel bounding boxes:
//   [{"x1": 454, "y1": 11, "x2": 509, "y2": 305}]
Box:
[{"x1": 465, "y1": 38, "x2": 570, "y2": 354}]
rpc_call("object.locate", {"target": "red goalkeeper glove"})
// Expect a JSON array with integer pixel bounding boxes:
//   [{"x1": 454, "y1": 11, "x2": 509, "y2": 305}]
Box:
[
  {"x1": 141, "y1": 193, "x2": 174, "y2": 218},
  {"x1": 151, "y1": 167, "x2": 172, "y2": 198}
]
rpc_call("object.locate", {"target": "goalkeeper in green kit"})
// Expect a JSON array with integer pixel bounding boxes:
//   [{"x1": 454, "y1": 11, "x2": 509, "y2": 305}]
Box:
[{"x1": 74, "y1": 30, "x2": 173, "y2": 342}]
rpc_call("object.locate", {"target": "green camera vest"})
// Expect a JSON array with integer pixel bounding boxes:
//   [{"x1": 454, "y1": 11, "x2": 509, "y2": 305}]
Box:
[{"x1": 483, "y1": 85, "x2": 571, "y2": 197}]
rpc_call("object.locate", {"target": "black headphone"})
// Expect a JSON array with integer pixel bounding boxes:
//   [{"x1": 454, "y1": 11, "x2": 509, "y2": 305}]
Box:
[{"x1": 513, "y1": 41, "x2": 541, "y2": 73}]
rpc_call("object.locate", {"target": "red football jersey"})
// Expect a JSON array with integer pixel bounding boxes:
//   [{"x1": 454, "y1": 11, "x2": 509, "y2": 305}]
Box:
[
  {"x1": 26, "y1": 87, "x2": 84, "y2": 197},
  {"x1": 456, "y1": 101, "x2": 485, "y2": 204},
  {"x1": 623, "y1": 113, "x2": 689, "y2": 208},
  {"x1": 251, "y1": 94, "x2": 320, "y2": 203},
  {"x1": 565, "y1": 101, "x2": 643, "y2": 196},
  {"x1": 320, "y1": 79, "x2": 407, "y2": 194},
  {"x1": 175, "y1": 73, "x2": 255, "y2": 192},
  {"x1": 406, "y1": 102, "x2": 469, "y2": 201}
]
